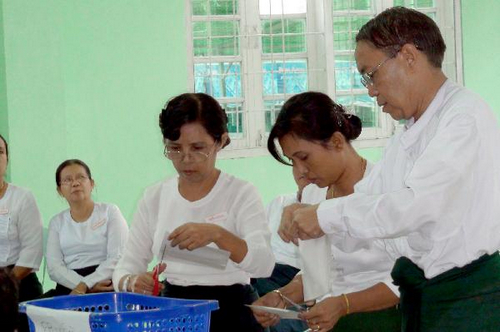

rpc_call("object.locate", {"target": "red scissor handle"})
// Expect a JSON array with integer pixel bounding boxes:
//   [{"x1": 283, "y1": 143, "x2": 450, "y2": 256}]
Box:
[{"x1": 152, "y1": 265, "x2": 160, "y2": 296}]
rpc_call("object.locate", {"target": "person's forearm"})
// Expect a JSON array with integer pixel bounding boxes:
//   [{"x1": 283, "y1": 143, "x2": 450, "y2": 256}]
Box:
[
  {"x1": 214, "y1": 228, "x2": 248, "y2": 263},
  {"x1": 277, "y1": 274, "x2": 304, "y2": 304},
  {"x1": 344, "y1": 282, "x2": 399, "y2": 314},
  {"x1": 12, "y1": 266, "x2": 33, "y2": 280}
]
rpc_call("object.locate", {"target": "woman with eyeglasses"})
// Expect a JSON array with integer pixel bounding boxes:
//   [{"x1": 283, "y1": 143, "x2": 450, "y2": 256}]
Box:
[
  {"x1": 113, "y1": 93, "x2": 274, "y2": 332},
  {"x1": 0, "y1": 134, "x2": 43, "y2": 331},
  {"x1": 44, "y1": 159, "x2": 128, "y2": 297},
  {"x1": 252, "y1": 92, "x2": 400, "y2": 332}
]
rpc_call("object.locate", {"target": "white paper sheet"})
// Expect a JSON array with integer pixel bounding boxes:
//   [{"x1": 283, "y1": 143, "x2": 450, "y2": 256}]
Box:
[
  {"x1": 245, "y1": 305, "x2": 301, "y2": 320},
  {"x1": 299, "y1": 236, "x2": 333, "y2": 301},
  {"x1": 159, "y1": 232, "x2": 231, "y2": 270},
  {"x1": 26, "y1": 304, "x2": 91, "y2": 332}
]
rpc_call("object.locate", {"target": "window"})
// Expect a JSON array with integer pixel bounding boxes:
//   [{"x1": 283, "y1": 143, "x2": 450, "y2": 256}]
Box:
[{"x1": 186, "y1": 0, "x2": 462, "y2": 157}]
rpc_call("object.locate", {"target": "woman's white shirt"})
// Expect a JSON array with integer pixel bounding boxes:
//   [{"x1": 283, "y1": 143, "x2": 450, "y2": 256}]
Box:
[
  {"x1": 301, "y1": 163, "x2": 398, "y2": 298},
  {"x1": 113, "y1": 172, "x2": 274, "y2": 289},
  {"x1": 46, "y1": 203, "x2": 129, "y2": 289},
  {"x1": 0, "y1": 184, "x2": 43, "y2": 270},
  {"x1": 266, "y1": 193, "x2": 301, "y2": 269}
]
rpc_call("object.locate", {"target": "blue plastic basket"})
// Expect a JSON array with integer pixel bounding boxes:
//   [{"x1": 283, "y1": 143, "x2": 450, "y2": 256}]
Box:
[{"x1": 19, "y1": 292, "x2": 218, "y2": 332}]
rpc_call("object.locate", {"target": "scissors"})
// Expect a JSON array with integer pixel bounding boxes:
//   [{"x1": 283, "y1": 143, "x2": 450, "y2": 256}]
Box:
[
  {"x1": 274, "y1": 290, "x2": 309, "y2": 312},
  {"x1": 152, "y1": 243, "x2": 167, "y2": 296}
]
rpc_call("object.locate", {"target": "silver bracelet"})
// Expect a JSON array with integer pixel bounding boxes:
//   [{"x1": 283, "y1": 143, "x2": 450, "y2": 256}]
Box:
[{"x1": 122, "y1": 275, "x2": 131, "y2": 292}]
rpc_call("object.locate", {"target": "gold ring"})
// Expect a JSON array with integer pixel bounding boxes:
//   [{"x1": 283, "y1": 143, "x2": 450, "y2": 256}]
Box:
[{"x1": 314, "y1": 325, "x2": 320, "y2": 331}]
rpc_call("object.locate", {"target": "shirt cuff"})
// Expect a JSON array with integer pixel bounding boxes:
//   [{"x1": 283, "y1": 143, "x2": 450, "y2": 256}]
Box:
[{"x1": 317, "y1": 198, "x2": 347, "y2": 234}]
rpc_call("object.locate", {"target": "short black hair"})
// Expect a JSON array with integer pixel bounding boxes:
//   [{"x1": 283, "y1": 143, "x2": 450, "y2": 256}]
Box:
[
  {"x1": 268, "y1": 92, "x2": 362, "y2": 165},
  {"x1": 159, "y1": 93, "x2": 230, "y2": 148},
  {"x1": 55, "y1": 159, "x2": 92, "y2": 187},
  {"x1": 356, "y1": 6, "x2": 446, "y2": 68},
  {"x1": 0, "y1": 134, "x2": 8, "y2": 160}
]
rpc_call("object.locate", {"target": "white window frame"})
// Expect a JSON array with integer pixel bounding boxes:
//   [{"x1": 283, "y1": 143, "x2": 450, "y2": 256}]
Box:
[{"x1": 185, "y1": 0, "x2": 463, "y2": 158}]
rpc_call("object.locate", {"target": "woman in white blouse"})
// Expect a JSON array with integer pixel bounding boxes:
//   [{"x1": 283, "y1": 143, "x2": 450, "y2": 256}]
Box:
[
  {"x1": 0, "y1": 134, "x2": 43, "y2": 310},
  {"x1": 253, "y1": 92, "x2": 400, "y2": 332},
  {"x1": 45, "y1": 159, "x2": 128, "y2": 296},
  {"x1": 113, "y1": 93, "x2": 274, "y2": 332}
]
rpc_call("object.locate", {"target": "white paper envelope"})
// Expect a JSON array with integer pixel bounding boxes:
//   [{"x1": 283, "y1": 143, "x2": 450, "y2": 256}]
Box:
[
  {"x1": 299, "y1": 236, "x2": 333, "y2": 301},
  {"x1": 245, "y1": 305, "x2": 301, "y2": 320},
  {"x1": 160, "y1": 232, "x2": 231, "y2": 270}
]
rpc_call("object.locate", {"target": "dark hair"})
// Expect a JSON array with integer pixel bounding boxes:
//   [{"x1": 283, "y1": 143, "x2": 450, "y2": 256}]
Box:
[
  {"x1": 55, "y1": 159, "x2": 92, "y2": 187},
  {"x1": 0, "y1": 268, "x2": 19, "y2": 332},
  {"x1": 0, "y1": 134, "x2": 8, "y2": 160},
  {"x1": 159, "y1": 93, "x2": 230, "y2": 148},
  {"x1": 356, "y1": 7, "x2": 446, "y2": 68},
  {"x1": 268, "y1": 92, "x2": 362, "y2": 166}
]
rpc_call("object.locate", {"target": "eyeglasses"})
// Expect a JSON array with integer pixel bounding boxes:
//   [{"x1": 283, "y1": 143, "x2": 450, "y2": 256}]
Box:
[
  {"x1": 360, "y1": 55, "x2": 395, "y2": 88},
  {"x1": 60, "y1": 175, "x2": 89, "y2": 186},
  {"x1": 164, "y1": 143, "x2": 217, "y2": 163}
]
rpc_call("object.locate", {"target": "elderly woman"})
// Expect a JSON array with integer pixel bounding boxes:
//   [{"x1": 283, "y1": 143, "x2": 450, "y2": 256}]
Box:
[
  {"x1": 113, "y1": 93, "x2": 274, "y2": 332},
  {"x1": 45, "y1": 159, "x2": 128, "y2": 296},
  {"x1": 252, "y1": 92, "x2": 400, "y2": 332}
]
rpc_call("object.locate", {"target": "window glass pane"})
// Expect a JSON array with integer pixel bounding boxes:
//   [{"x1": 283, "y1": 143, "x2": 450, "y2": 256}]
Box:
[
  {"x1": 337, "y1": 95, "x2": 378, "y2": 128},
  {"x1": 332, "y1": 0, "x2": 372, "y2": 11},
  {"x1": 192, "y1": 0, "x2": 208, "y2": 15},
  {"x1": 393, "y1": 0, "x2": 435, "y2": 7},
  {"x1": 193, "y1": 21, "x2": 208, "y2": 38},
  {"x1": 264, "y1": 100, "x2": 284, "y2": 132},
  {"x1": 262, "y1": 60, "x2": 308, "y2": 95},
  {"x1": 262, "y1": 19, "x2": 306, "y2": 54},
  {"x1": 259, "y1": 0, "x2": 306, "y2": 15},
  {"x1": 192, "y1": 0, "x2": 238, "y2": 16},
  {"x1": 193, "y1": 21, "x2": 239, "y2": 56},
  {"x1": 212, "y1": 21, "x2": 239, "y2": 56},
  {"x1": 222, "y1": 103, "x2": 244, "y2": 135},
  {"x1": 334, "y1": 55, "x2": 363, "y2": 91},
  {"x1": 333, "y1": 16, "x2": 371, "y2": 51},
  {"x1": 194, "y1": 38, "x2": 209, "y2": 56},
  {"x1": 194, "y1": 62, "x2": 242, "y2": 98},
  {"x1": 211, "y1": 36, "x2": 239, "y2": 56}
]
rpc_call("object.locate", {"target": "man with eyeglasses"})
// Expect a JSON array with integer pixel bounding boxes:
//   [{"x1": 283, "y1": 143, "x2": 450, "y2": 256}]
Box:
[{"x1": 283, "y1": 6, "x2": 500, "y2": 331}]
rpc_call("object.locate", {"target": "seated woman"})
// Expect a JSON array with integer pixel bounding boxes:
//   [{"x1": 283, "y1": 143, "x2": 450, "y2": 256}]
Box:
[
  {"x1": 113, "y1": 93, "x2": 274, "y2": 332},
  {"x1": 0, "y1": 134, "x2": 43, "y2": 332},
  {"x1": 45, "y1": 159, "x2": 128, "y2": 296},
  {"x1": 251, "y1": 166, "x2": 314, "y2": 298},
  {"x1": 253, "y1": 92, "x2": 400, "y2": 332}
]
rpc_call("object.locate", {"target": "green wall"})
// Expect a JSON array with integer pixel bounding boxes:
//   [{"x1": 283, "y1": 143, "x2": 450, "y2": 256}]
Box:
[
  {"x1": 462, "y1": 0, "x2": 500, "y2": 119},
  {"x1": 1, "y1": 0, "x2": 499, "y2": 288},
  {"x1": 0, "y1": 0, "x2": 9, "y2": 181},
  {"x1": 2, "y1": 1, "x2": 187, "y2": 222}
]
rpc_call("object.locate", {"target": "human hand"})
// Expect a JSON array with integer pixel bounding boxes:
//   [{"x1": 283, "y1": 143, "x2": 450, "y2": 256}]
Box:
[
  {"x1": 299, "y1": 296, "x2": 346, "y2": 332},
  {"x1": 70, "y1": 282, "x2": 88, "y2": 295},
  {"x1": 129, "y1": 263, "x2": 167, "y2": 295},
  {"x1": 279, "y1": 203, "x2": 310, "y2": 245},
  {"x1": 168, "y1": 223, "x2": 221, "y2": 250},
  {"x1": 289, "y1": 204, "x2": 324, "y2": 241},
  {"x1": 251, "y1": 290, "x2": 286, "y2": 327},
  {"x1": 89, "y1": 279, "x2": 114, "y2": 293}
]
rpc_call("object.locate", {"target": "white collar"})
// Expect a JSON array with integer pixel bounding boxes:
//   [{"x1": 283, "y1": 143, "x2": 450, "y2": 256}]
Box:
[{"x1": 400, "y1": 79, "x2": 451, "y2": 150}]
